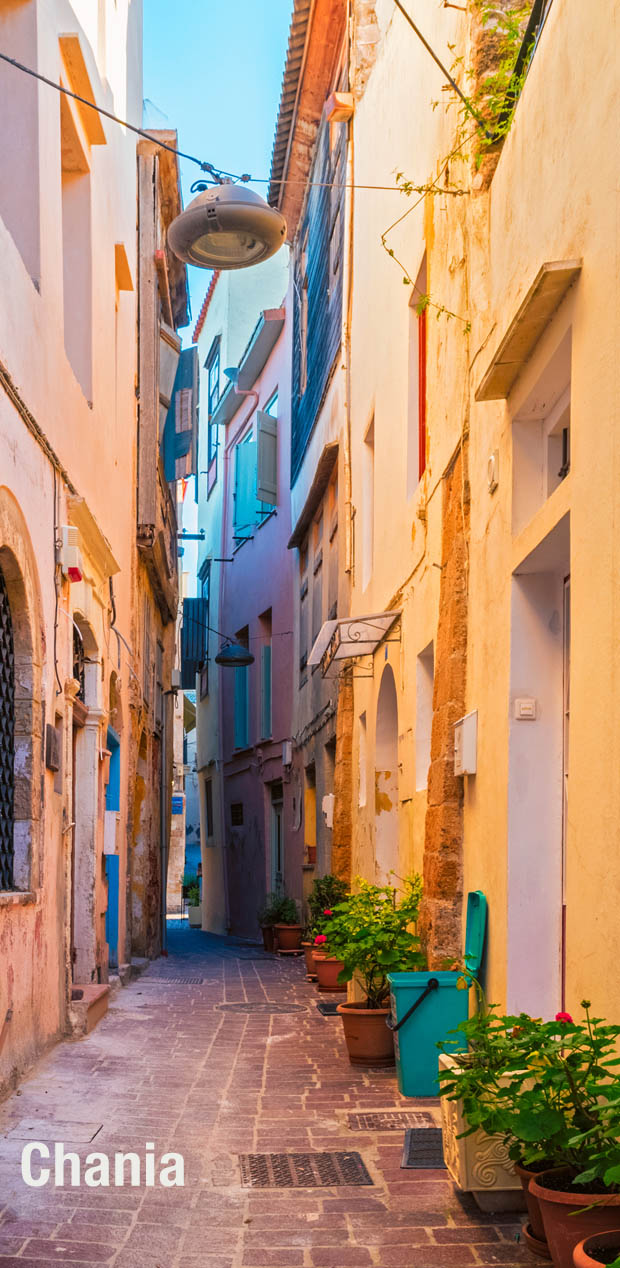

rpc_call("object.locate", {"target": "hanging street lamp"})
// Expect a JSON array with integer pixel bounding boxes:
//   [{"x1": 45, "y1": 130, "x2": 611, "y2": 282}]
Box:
[
  {"x1": 167, "y1": 181, "x2": 286, "y2": 271},
  {"x1": 214, "y1": 641, "x2": 255, "y2": 668}
]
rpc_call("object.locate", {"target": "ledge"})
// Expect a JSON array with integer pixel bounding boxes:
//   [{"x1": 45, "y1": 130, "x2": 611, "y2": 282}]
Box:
[
  {"x1": 475, "y1": 260, "x2": 582, "y2": 402},
  {"x1": 0, "y1": 890, "x2": 37, "y2": 908}
]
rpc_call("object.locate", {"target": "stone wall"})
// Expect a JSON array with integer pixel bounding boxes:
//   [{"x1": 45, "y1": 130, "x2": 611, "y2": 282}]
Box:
[{"x1": 420, "y1": 440, "x2": 470, "y2": 967}]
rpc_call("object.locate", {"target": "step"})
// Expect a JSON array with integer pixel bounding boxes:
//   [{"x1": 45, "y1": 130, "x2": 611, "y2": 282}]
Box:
[{"x1": 69, "y1": 984, "x2": 110, "y2": 1037}]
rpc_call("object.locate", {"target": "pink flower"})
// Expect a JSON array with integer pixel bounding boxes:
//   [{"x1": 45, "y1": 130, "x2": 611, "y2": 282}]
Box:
[
  {"x1": 323, "y1": 909, "x2": 333, "y2": 917},
  {"x1": 555, "y1": 1011, "x2": 573, "y2": 1024},
  {"x1": 314, "y1": 934, "x2": 327, "y2": 945}
]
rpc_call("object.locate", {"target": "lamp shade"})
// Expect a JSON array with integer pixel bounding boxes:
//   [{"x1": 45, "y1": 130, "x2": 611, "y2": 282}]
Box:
[
  {"x1": 167, "y1": 184, "x2": 287, "y2": 271},
  {"x1": 214, "y1": 642, "x2": 255, "y2": 668}
]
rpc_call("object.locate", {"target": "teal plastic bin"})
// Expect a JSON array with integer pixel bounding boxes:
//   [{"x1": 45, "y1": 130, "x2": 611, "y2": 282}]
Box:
[{"x1": 387, "y1": 890, "x2": 487, "y2": 1097}]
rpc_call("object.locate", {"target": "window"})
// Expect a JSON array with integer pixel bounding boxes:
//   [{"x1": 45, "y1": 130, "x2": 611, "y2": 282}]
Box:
[
  {"x1": 233, "y1": 431, "x2": 257, "y2": 543},
  {"x1": 362, "y1": 417, "x2": 375, "y2": 590},
  {"x1": 304, "y1": 764, "x2": 317, "y2": 865},
  {"x1": 0, "y1": 0, "x2": 40, "y2": 283},
  {"x1": 259, "y1": 610, "x2": 272, "y2": 739},
  {"x1": 327, "y1": 473, "x2": 338, "y2": 620},
  {"x1": 206, "y1": 338, "x2": 221, "y2": 463},
  {"x1": 155, "y1": 641, "x2": 164, "y2": 732},
  {"x1": 407, "y1": 254, "x2": 428, "y2": 495},
  {"x1": 299, "y1": 539, "x2": 309, "y2": 675},
  {"x1": 312, "y1": 512, "x2": 324, "y2": 643},
  {"x1": 199, "y1": 560, "x2": 211, "y2": 698},
  {"x1": 512, "y1": 327, "x2": 572, "y2": 535},
  {"x1": 204, "y1": 777, "x2": 214, "y2": 838},
  {"x1": 234, "y1": 627, "x2": 250, "y2": 749},
  {"x1": 61, "y1": 94, "x2": 92, "y2": 400},
  {"x1": 416, "y1": 642, "x2": 434, "y2": 791},
  {"x1": 231, "y1": 802, "x2": 244, "y2": 826},
  {"x1": 358, "y1": 712, "x2": 367, "y2": 808}
]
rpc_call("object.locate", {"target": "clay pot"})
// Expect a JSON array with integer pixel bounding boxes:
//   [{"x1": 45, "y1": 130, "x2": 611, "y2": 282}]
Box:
[
  {"x1": 261, "y1": 925, "x2": 275, "y2": 953},
  {"x1": 315, "y1": 956, "x2": 346, "y2": 993},
  {"x1": 274, "y1": 923, "x2": 304, "y2": 951},
  {"x1": 573, "y1": 1230, "x2": 620, "y2": 1268},
  {"x1": 515, "y1": 1161, "x2": 551, "y2": 1248},
  {"x1": 302, "y1": 942, "x2": 317, "y2": 977},
  {"x1": 530, "y1": 1170, "x2": 620, "y2": 1268},
  {"x1": 337, "y1": 1001, "x2": 395, "y2": 1067}
]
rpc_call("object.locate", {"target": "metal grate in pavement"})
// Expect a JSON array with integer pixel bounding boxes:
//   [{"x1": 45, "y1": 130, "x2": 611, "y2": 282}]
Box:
[
  {"x1": 142, "y1": 976, "x2": 204, "y2": 984},
  {"x1": 239, "y1": 1151, "x2": 373, "y2": 1188},
  {"x1": 316, "y1": 1000, "x2": 340, "y2": 1016},
  {"x1": 217, "y1": 1002, "x2": 306, "y2": 1014},
  {"x1": 348, "y1": 1110, "x2": 436, "y2": 1131},
  {"x1": 401, "y1": 1127, "x2": 446, "y2": 1169}
]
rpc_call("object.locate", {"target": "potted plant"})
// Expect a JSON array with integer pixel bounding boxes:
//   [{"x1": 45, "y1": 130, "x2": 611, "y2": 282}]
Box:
[
  {"x1": 273, "y1": 895, "x2": 304, "y2": 950},
  {"x1": 257, "y1": 893, "x2": 294, "y2": 951},
  {"x1": 186, "y1": 880, "x2": 202, "y2": 928},
  {"x1": 327, "y1": 876, "x2": 424, "y2": 1066},
  {"x1": 438, "y1": 1001, "x2": 620, "y2": 1263},
  {"x1": 303, "y1": 875, "x2": 349, "y2": 976},
  {"x1": 574, "y1": 1231, "x2": 620, "y2": 1268}
]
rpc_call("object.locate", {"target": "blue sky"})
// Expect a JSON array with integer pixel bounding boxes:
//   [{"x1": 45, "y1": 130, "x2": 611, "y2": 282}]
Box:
[{"x1": 143, "y1": 0, "x2": 293, "y2": 335}]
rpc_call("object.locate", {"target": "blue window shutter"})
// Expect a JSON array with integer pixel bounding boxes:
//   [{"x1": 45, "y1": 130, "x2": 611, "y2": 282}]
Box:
[
  {"x1": 261, "y1": 644, "x2": 272, "y2": 738},
  {"x1": 257, "y1": 411, "x2": 277, "y2": 505},
  {"x1": 234, "y1": 666, "x2": 249, "y2": 748},
  {"x1": 234, "y1": 440, "x2": 257, "y2": 534}
]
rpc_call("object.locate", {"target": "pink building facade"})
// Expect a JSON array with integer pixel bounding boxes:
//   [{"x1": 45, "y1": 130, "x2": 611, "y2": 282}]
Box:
[{"x1": 215, "y1": 304, "x2": 301, "y2": 937}]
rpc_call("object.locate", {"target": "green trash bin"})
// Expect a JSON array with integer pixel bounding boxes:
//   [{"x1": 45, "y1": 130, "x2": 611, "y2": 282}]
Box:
[{"x1": 387, "y1": 890, "x2": 487, "y2": 1097}]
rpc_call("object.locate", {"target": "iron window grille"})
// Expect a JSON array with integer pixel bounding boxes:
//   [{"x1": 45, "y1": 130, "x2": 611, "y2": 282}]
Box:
[{"x1": 0, "y1": 566, "x2": 15, "y2": 890}]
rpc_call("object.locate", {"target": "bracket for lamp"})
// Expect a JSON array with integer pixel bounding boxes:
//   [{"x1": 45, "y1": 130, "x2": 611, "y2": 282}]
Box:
[{"x1": 177, "y1": 531, "x2": 206, "y2": 541}]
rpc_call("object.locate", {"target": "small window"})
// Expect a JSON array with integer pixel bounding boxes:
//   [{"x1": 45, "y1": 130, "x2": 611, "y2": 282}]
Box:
[
  {"x1": 231, "y1": 802, "x2": 244, "y2": 826},
  {"x1": 234, "y1": 627, "x2": 250, "y2": 749},
  {"x1": 199, "y1": 561, "x2": 211, "y2": 698},
  {"x1": 155, "y1": 641, "x2": 164, "y2": 731},
  {"x1": 204, "y1": 777, "x2": 214, "y2": 838},
  {"x1": 206, "y1": 337, "x2": 221, "y2": 463}
]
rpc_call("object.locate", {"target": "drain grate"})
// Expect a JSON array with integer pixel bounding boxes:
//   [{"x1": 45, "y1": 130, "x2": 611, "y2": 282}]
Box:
[
  {"x1": 401, "y1": 1127, "x2": 446, "y2": 1169},
  {"x1": 239, "y1": 1151, "x2": 373, "y2": 1188},
  {"x1": 217, "y1": 1002, "x2": 306, "y2": 1014},
  {"x1": 142, "y1": 976, "x2": 204, "y2": 984},
  {"x1": 316, "y1": 1000, "x2": 340, "y2": 1016},
  {"x1": 348, "y1": 1110, "x2": 436, "y2": 1131}
]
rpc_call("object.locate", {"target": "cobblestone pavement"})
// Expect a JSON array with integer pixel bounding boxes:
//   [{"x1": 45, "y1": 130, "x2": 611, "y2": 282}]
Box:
[{"x1": 0, "y1": 925, "x2": 532, "y2": 1267}]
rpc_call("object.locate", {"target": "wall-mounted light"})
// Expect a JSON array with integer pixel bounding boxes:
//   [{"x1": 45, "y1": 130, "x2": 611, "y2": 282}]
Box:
[{"x1": 168, "y1": 182, "x2": 286, "y2": 271}]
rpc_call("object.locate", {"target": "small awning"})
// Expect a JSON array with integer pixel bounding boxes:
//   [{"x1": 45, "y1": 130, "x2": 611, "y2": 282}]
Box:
[
  {"x1": 475, "y1": 260, "x2": 582, "y2": 402},
  {"x1": 308, "y1": 612, "x2": 401, "y2": 676}
]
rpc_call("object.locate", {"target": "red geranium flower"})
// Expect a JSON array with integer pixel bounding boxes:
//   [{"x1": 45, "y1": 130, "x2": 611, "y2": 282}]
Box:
[
  {"x1": 314, "y1": 934, "x2": 327, "y2": 945},
  {"x1": 555, "y1": 1011, "x2": 573, "y2": 1023},
  {"x1": 323, "y1": 909, "x2": 333, "y2": 917}
]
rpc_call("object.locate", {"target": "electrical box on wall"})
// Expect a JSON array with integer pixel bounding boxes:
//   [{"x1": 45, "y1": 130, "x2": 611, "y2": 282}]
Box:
[
  {"x1": 454, "y1": 711, "x2": 478, "y2": 776},
  {"x1": 58, "y1": 525, "x2": 83, "y2": 583},
  {"x1": 282, "y1": 740, "x2": 293, "y2": 768}
]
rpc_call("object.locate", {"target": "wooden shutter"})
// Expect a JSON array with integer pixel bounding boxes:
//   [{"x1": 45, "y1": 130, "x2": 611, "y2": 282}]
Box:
[
  {"x1": 233, "y1": 441, "x2": 257, "y2": 534},
  {"x1": 234, "y1": 666, "x2": 249, "y2": 748},
  {"x1": 257, "y1": 410, "x2": 278, "y2": 506},
  {"x1": 261, "y1": 643, "x2": 272, "y2": 738}
]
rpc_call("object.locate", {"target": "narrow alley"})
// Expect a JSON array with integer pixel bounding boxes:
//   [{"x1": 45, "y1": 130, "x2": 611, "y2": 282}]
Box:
[{"x1": 0, "y1": 930, "x2": 529, "y2": 1268}]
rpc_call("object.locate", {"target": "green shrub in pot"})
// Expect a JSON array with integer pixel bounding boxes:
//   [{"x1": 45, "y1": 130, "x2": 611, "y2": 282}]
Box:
[
  {"x1": 323, "y1": 875, "x2": 424, "y2": 1008},
  {"x1": 306, "y1": 874, "x2": 349, "y2": 939}
]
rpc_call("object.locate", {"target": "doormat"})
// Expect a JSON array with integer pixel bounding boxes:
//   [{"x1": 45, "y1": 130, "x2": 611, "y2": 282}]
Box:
[
  {"x1": 238, "y1": 1151, "x2": 373, "y2": 1188},
  {"x1": 401, "y1": 1127, "x2": 446, "y2": 1169},
  {"x1": 217, "y1": 1002, "x2": 307, "y2": 1014},
  {"x1": 316, "y1": 1000, "x2": 340, "y2": 1016},
  {"x1": 348, "y1": 1110, "x2": 436, "y2": 1131}
]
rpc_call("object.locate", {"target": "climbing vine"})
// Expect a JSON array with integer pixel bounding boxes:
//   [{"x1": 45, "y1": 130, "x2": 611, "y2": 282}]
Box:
[{"x1": 382, "y1": 0, "x2": 539, "y2": 327}]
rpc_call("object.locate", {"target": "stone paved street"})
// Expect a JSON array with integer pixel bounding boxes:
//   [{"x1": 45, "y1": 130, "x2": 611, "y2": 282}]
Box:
[{"x1": 0, "y1": 927, "x2": 532, "y2": 1267}]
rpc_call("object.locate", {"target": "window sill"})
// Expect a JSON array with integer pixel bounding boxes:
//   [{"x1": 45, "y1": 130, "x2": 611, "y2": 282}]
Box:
[{"x1": 0, "y1": 890, "x2": 38, "y2": 908}]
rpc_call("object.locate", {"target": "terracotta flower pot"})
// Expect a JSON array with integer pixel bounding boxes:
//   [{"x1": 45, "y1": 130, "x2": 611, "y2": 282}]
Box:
[
  {"x1": 274, "y1": 923, "x2": 304, "y2": 951},
  {"x1": 515, "y1": 1161, "x2": 552, "y2": 1250},
  {"x1": 315, "y1": 956, "x2": 346, "y2": 993},
  {"x1": 337, "y1": 1001, "x2": 395, "y2": 1067},
  {"x1": 530, "y1": 1170, "x2": 620, "y2": 1268},
  {"x1": 261, "y1": 925, "x2": 275, "y2": 953},
  {"x1": 302, "y1": 942, "x2": 317, "y2": 977},
  {"x1": 573, "y1": 1230, "x2": 620, "y2": 1268}
]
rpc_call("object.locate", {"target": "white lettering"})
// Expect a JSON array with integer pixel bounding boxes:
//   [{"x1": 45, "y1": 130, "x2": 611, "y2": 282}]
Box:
[
  {"x1": 21, "y1": 1143, "x2": 50, "y2": 1188},
  {"x1": 55, "y1": 1143, "x2": 80, "y2": 1187},
  {"x1": 114, "y1": 1152, "x2": 141, "y2": 1187},
  {"x1": 84, "y1": 1152, "x2": 110, "y2": 1187},
  {"x1": 145, "y1": 1142, "x2": 155, "y2": 1187},
  {"x1": 159, "y1": 1153, "x2": 184, "y2": 1187}
]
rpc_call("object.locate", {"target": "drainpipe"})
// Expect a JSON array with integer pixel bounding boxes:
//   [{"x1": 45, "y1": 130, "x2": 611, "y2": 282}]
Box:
[{"x1": 216, "y1": 386, "x2": 259, "y2": 933}]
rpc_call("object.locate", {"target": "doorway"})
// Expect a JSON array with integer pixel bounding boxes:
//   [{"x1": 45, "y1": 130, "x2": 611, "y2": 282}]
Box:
[
  {"x1": 375, "y1": 664, "x2": 399, "y2": 883},
  {"x1": 270, "y1": 781, "x2": 284, "y2": 893}
]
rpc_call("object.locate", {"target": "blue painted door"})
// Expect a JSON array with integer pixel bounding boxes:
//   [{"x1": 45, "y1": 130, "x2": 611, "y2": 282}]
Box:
[{"x1": 105, "y1": 728, "x2": 120, "y2": 969}]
